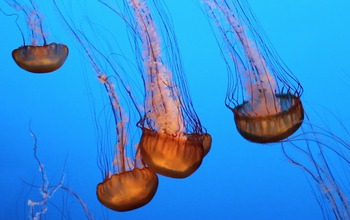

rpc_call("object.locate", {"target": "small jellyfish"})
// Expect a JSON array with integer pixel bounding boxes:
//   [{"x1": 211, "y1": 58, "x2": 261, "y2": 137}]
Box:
[
  {"x1": 203, "y1": 0, "x2": 304, "y2": 143},
  {"x1": 122, "y1": 0, "x2": 212, "y2": 178},
  {"x1": 8, "y1": 0, "x2": 68, "y2": 73},
  {"x1": 12, "y1": 42, "x2": 68, "y2": 73}
]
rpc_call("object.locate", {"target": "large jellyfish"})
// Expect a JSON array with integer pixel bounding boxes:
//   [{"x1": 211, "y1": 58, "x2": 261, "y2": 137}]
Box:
[
  {"x1": 105, "y1": 0, "x2": 212, "y2": 178},
  {"x1": 7, "y1": 0, "x2": 68, "y2": 73},
  {"x1": 202, "y1": 0, "x2": 304, "y2": 143},
  {"x1": 53, "y1": 1, "x2": 158, "y2": 211}
]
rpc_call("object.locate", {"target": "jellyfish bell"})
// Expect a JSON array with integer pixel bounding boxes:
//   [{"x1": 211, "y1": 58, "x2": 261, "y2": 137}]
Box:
[
  {"x1": 233, "y1": 93, "x2": 304, "y2": 143},
  {"x1": 97, "y1": 168, "x2": 158, "y2": 212},
  {"x1": 95, "y1": 138, "x2": 159, "y2": 212},
  {"x1": 139, "y1": 128, "x2": 209, "y2": 178},
  {"x1": 12, "y1": 42, "x2": 69, "y2": 73}
]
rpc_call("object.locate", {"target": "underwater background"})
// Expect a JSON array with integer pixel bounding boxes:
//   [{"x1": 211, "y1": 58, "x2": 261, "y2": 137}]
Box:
[{"x1": 1, "y1": 0, "x2": 350, "y2": 219}]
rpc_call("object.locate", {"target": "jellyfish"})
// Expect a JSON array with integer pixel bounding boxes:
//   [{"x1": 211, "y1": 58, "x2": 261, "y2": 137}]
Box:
[
  {"x1": 53, "y1": 0, "x2": 158, "y2": 211},
  {"x1": 91, "y1": 49, "x2": 159, "y2": 212},
  {"x1": 202, "y1": 0, "x2": 304, "y2": 143},
  {"x1": 7, "y1": 0, "x2": 68, "y2": 73},
  {"x1": 104, "y1": 0, "x2": 212, "y2": 178}
]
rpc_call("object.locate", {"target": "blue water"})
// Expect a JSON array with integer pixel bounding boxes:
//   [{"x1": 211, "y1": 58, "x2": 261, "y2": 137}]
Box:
[{"x1": 1, "y1": 0, "x2": 349, "y2": 219}]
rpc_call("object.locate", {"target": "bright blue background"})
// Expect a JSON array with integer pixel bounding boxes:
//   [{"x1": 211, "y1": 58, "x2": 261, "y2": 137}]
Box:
[{"x1": 1, "y1": 0, "x2": 350, "y2": 219}]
